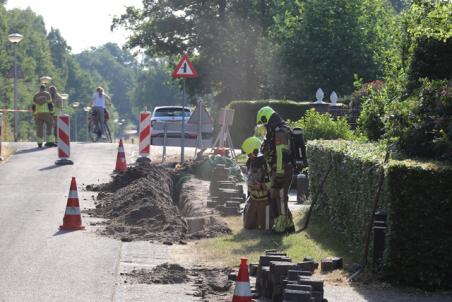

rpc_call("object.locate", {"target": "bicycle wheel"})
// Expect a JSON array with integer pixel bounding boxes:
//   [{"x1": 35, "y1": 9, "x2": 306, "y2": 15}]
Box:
[
  {"x1": 88, "y1": 120, "x2": 99, "y2": 142},
  {"x1": 104, "y1": 123, "x2": 112, "y2": 143}
]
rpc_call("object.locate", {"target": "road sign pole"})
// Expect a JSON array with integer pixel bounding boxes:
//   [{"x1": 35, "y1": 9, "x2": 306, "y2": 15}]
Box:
[
  {"x1": 171, "y1": 53, "x2": 198, "y2": 163},
  {"x1": 181, "y1": 78, "x2": 185, "y2": 163}
]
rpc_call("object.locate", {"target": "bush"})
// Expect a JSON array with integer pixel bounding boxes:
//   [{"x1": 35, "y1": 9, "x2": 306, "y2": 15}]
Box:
[
  {"x1": 308, "y1": 140, "x2": 452, "y2": 289},
  {"x1": 385, "y1": 79, "x2": 452, "y2": 161},
  {"x1": 289, "y1": 109, "x2": 355, "y2": 141},
  {"x1": 227, "y1": 100, "x2": 311, "y2": 147},
  {"x1": 356, "y1": 81, "x2": 395, "y2": 141}
]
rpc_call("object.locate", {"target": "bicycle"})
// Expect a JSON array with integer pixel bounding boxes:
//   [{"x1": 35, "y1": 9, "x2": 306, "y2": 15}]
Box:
[{"x1": 87, "y1": 109, "x2": 112, "y2": 143}]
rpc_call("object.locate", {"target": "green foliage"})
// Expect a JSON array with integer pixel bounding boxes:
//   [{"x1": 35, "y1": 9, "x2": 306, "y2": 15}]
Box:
[
  {"x1": 269, "y1": 0, "x2": 401, "y2": 99},
  {"x1": 402, "y1": 1, "x2": 452, "y2": 91},
  {"x1": 289, "y1": 109, "x2": 355, "y2": 141},
  {"x1": 356, "y1": 80, "x2": 406, "y2": 141},
  {"x1": 406, "y1": 1, "x2": 452, "y2": 42},
  {"x1": 384, "y1": 160, "x2": 452, "y2": 289},
  {"x1": 113, "y1": 1, "x2": 275, "y2": 106},
  {"x1": 386, "y1": 79, "x2": 452, "y2": 161},
  {"x1": 307, "y1": 140, "x2": 387, "y2": 257},
  {"x1": 308, "y1": 140, "x2": 452, "y2": 289},
  {"x1": 407, "y1": 37, "x2": 452, "y2": 91},
  {"x1": 130, "y1": 59, "x2": 183, "y2": 116},
  {"x1": 227, "y1": 100, "x2": 311, "y2": 147},
  {"x1": 76, "y1": 43, "x2": 138, "y2": 119}
]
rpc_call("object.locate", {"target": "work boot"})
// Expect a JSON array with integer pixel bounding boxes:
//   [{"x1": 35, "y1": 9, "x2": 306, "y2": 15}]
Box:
[
  {"x1": 37, "y1": 143, "x2": 42, "y2": 148},
  {"x1": 285, "y1": 225, "x2": 296, "y2": 234}
]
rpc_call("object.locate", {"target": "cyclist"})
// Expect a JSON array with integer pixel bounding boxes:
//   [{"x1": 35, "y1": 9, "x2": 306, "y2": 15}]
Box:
[{"x1": 91, "y1": 87, "x2": 111, "y2": 139}]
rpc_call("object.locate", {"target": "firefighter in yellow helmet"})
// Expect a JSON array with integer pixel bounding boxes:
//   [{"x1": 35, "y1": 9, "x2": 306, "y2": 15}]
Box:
[
  {"x1": 242, "y1": 136, "x2": 273, "y2": 230},
  {"x1": 257, "y1": 106, "x2": 296, "y2": 233},
  {"x1": 32, "y1": 85, "x2": 56, "y2": 148}
]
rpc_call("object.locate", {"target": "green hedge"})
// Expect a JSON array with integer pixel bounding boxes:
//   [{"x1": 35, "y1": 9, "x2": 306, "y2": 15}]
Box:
[
  {"x1": 227, "y1": 100, "x2": 311, "y2": 147},
  {"x1": 384, "y1": 161, "x2": 452, "y2": 289},
  {"x1": 307, "y1": 140, "x2": 452, "y2": 289},
  {"x1": 307, "y1": 141, "x2": 387, "y2": 256}
]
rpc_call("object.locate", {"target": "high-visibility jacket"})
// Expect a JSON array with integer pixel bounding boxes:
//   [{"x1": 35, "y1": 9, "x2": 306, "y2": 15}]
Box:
[
  {"x1": 262, "y1": 113, "x2": 293, "y2": 176},
  {"x1": 33, "y1": 91, "x2": 53, "y2": 115}
]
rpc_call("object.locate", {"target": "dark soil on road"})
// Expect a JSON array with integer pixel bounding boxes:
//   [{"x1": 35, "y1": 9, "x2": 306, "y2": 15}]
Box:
[
  {"x1": 85, "y1": 162, "x2": 230, "y2": 243},
  {"x1": 123, "y1": 263, "x2": 233, "y2": 301}
]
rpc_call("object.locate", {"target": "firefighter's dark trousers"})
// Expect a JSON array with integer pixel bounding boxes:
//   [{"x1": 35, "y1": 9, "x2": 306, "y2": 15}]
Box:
[
  {"x1": 35, "y1": 113, "x2": 54, "y2": 144},
  {"x1": 270, "y1": 164, "x2": 294, "y2": 230},
  {"x1": 243, "y1": 196, "x2": 273, "y2": 230}
]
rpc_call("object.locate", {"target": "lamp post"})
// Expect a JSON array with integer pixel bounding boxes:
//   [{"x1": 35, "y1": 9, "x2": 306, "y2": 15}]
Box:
[
  {"x1": 60, "y1": 93, "x2": 69, "y2": 114},
  {"x1": 71, "y1": 102, "x2": 80, "y2": 141},
  {"x1": 83, "y1": 106, "x2": 91, "y2": 141},
  {"x1": 8, "y1": 33, "x2": 23, "y2": 141}
]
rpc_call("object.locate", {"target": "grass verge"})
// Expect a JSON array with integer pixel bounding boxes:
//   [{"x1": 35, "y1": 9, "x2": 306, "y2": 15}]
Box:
[{"x1": 172, "y1": 209, "x2": 358, "y2": 269}]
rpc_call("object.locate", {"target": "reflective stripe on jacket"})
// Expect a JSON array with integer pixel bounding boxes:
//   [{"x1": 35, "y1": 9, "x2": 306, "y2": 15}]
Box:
[{"x1": 274, "y1": 126, "x2": 291, "y2": 175}]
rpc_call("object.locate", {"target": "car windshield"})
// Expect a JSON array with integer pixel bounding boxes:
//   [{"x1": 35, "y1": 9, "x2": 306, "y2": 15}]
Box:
[{"x1": 154, "y1": 108, "x2": 191, "y2": 117}]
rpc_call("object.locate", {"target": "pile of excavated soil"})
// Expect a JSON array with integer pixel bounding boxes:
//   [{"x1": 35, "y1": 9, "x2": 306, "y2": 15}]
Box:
[
  {"x1": 123, "y1": 263, "x2": 233, "y2": 301},
  {"x1": 86, "y1": 162, "x2": 230, "y2": 243}
]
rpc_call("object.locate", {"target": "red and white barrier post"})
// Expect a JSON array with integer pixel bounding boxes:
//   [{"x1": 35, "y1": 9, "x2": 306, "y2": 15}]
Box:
[
  {"x1": 137, "y1": 110, "x2": 151, "y2": 163},
  {"x1": 0, "y1": 112, "x2": 3, "y2": 161},
  {"x1": 55, "y1": 114, "x2": 74, "y2": 165}
]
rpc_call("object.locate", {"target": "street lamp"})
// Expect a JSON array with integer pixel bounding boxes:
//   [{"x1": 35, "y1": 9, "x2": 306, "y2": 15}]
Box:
[
  {"x1": 71, "y1": 102, "x2": 80, "y2": 141},
  {"x1": 8, "y1": 33, "x2": 23, "y2": 141},
  {"x1": 60, "y1": 93, "x2": 69, "y2": 114}
]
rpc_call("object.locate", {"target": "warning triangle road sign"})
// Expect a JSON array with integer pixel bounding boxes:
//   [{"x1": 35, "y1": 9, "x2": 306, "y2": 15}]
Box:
[{"x1": 171, "y1": 54, "x2": 198, "y2": 78}]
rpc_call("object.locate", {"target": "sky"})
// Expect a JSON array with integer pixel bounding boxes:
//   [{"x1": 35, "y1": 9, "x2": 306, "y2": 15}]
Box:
[{"x1": 6, "y1": 0, "x2": 143, "y2": 53}]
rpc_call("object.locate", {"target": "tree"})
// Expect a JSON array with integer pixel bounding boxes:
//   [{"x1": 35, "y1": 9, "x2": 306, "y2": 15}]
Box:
[
  {"x1": 76, "y1": 43, "x2": 138, "y2": 119},
  {"x1": 113, "y1": 0, "x2": 275, "y2": 106},
  {"x1": 403, "y1": 0, "x2": 452, "y2": 91},
  {"x1": 130, "y1": 59, "x2": 183, "y2": 115},
  {"x1": 268, "y1": 0, "x2": 401, "y2": 100},
  {"x1": 48, "y1": 28, "x2": 71, "y2": 85}
]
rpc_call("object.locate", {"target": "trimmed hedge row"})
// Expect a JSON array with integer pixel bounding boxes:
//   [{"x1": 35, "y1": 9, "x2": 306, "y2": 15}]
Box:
[
  {"x1": 307, "y1": 140, "x2": 452, "y2": 289},
  {"x1": 384, "y1": 161, "x2": 452, "y2": 289},
  {"x1": 227, "y1": 100, "x2": 312, "y2": 147},
  {"x1": 307, "y1": 141, "x2": 387, "y2": 256}
]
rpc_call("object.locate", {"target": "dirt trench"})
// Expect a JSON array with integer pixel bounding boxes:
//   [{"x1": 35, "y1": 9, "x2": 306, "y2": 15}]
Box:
[
  {"x1": 85, "y1": 162, "x2": 231, "y2": 243},
  {"x1": 122, "y1": 263, "x2": 233, "y2": 301}
]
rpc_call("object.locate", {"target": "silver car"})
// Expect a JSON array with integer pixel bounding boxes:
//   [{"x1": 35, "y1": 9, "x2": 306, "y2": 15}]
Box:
[{"x1": 150, "y1": 106, "x2": 193, "y2": 140}]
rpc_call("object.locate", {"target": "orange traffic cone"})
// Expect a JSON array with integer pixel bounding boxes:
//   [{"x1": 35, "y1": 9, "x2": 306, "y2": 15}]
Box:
[
  {"x1": 115, "y1": 138, "x2": 127, "y2": 172},
  {"x1": 60, "y1": 177, "x2": 85, "y2": 230},
  {"x1": 232, "y1": 258, "x2": 252, "y2": 302}
]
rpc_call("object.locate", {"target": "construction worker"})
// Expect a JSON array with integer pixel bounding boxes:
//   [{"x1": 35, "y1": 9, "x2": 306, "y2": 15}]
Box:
[
  {"x1": 257, "y1": 106, "x2": 297, "y2": 233},
  {"x1": 49, "y1": 85, "x2": 63, "y2": 137},
  {"x1": 242, "y1": 136, "x2": 273, "y2": 230},
  {"x1": 32, "y1": 85, "x2": 56, "y2": 148}
]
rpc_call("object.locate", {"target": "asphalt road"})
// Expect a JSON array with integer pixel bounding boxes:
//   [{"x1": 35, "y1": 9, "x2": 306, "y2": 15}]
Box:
[{"x1": 0, "y1": 142, "x2": 196, "y2": 302}]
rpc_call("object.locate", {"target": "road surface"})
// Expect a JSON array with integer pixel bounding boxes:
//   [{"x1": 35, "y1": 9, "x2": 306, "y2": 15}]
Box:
[{"x1": 0, "y1": 142, "x2": 196, "y2": 302}]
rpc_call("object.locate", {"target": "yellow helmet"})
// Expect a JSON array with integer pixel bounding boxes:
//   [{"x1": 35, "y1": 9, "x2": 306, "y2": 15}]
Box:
[
  {"x1": 241, "y1": 136, "x2": 262, "y2": 156},
  {"x1": 256, "y1": 106, "x2": 275, "y2": 125}
]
